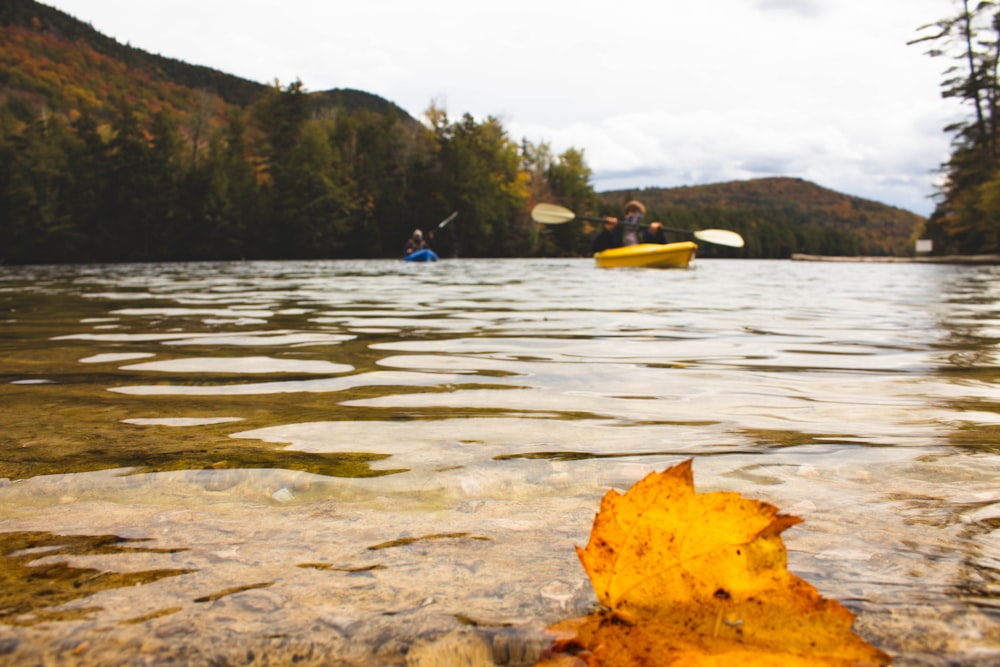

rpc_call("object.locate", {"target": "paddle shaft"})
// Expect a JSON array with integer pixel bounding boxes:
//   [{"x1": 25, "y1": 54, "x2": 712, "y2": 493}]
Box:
[
  {"x1": 576, "y1": 214, "x2": 700, "y2": 240},
  {"x1": 530, "y1": 203, "x2": 744, "y2": 248},
  {"x1": 574, "y1": 214, "x2": 611, "y2": 223},
  {"x1": 537, "y1": 206, "x2": 693, "y2": 236}
]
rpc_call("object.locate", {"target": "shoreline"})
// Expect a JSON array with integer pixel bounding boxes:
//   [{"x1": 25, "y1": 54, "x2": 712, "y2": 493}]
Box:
[{"x1": 791, "y1": 253, "x2": 1000, "y2": 265}]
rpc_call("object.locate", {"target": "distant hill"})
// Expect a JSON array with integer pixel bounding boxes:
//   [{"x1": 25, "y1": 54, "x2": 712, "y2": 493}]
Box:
[
  {"x1": 601, "y1": 177, "x2": 926, "y2": 257},
  {"x1": 0, "y1": 0, "x2": 416, "y2": 125}
]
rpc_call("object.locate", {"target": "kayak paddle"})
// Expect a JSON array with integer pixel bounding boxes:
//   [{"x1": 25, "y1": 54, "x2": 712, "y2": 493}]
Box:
[{"x1": 530, "y1": 203, "x2": 745, "y2": 248}]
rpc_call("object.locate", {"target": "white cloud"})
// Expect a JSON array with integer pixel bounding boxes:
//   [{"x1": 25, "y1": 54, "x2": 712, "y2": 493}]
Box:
[{"x1": 754, "y1": 0, "x2": 828, "y2": 18}]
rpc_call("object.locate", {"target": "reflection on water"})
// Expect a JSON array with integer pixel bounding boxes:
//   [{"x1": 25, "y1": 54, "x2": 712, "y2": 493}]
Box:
[{"x1": 0, "y1": 258, "x2": 998, "y2": 665}]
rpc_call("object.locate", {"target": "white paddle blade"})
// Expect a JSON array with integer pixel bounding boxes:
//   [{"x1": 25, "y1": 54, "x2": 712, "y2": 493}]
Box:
[
  {"x1": 693, "y1": 228, "x2": 745, "y2": 248},
  {"x1": 438, "y1": 211, "x2": 458, "y2": 228},
  {"x1": 531, "y1": 203, "x2": 577, "y2": 224}
]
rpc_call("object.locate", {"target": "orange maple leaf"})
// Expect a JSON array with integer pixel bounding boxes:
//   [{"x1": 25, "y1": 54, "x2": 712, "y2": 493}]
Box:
[{"x1": 540, "y1": 459, "x2": 891, "y2": 666}]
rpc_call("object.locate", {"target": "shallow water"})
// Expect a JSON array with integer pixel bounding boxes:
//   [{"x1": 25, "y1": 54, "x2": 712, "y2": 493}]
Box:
[{"x1": 0, "y1": 258, "x2": 998, "y2": 665}]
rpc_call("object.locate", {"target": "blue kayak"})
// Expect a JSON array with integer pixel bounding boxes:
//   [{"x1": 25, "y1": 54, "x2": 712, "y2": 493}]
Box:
[{"x1": 403, "y1": 249, "x2": 439, "y2": 262}]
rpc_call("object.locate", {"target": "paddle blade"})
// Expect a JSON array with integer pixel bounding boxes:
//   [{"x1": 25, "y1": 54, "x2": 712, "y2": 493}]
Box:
[
  {"x1": 438, "y1": 211, "x2": 458, "y2": 228},
  {"x1": 531, "y1": 203, "x2": 577, "y2": 224},
  {"x1": 693, "y1": 228, "x2": 745, "y2": 248}
]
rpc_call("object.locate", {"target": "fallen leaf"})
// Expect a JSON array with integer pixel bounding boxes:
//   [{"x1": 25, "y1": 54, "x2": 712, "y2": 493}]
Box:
[{"x1": 539, "y1": 459, "x2": 891, "y2": 666}]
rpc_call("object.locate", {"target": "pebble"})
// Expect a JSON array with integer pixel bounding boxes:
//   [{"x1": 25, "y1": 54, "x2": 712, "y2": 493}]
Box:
[
  {"x1": 539, "y1": 580, "x2": 578, "y2": 610},
  {"x1": 235, "y1": 590, "x2": 285, "y2": 613}
]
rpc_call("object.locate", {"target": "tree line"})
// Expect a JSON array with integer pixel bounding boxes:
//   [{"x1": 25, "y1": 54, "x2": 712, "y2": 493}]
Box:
[
  {"x1": 2, "y1": 78, "x2": 941, "y2": 263},
  {"x1": 0, "y1": 81, "x2": 596, "y2": 264}
]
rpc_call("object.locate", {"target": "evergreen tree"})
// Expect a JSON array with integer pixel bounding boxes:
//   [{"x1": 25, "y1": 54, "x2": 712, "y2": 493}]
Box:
[
  {"x1": 67, "y1": 111, "x2": 107, "y2": 261},
  {"x1": 0, "y1": 112, "x2": 83, "y2": 262},
  {"x1": 146, "y1": 109, "x2": 184, "y2": 259},
  {"x1": 278, "y1": 121, "x2": 352, "y2": 257},
  {"x1": 104, "y1": 99, "x2": 154, "y2": 260},
  {"x1": 251, "y1": 80, "x2": 311, "y2": 256},
  {"x1": 545, "y1": 147, "x2": 599, "y2": 255},
  {"x1": 437, "y1": 112, "x2": 531, "y2": 257},
  {"x1": 183, "y1": 111, "x2": 258, "y2": 260}
]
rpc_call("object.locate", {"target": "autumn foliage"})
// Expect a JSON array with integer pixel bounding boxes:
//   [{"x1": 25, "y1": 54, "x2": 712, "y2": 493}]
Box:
[{"x1": 540, "y1": 460, "x2": 890, "y2": 666}]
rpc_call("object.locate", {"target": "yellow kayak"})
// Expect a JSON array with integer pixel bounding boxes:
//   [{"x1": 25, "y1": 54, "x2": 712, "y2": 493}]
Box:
[{"x1": 593, "y1": 241, "x2": 697, "y2": 268}]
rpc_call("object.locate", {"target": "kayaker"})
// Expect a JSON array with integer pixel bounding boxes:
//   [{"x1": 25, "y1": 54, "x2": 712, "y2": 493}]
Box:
[
  {"x1": 606, "y1": 200, "x2": 645, "y2": 246},
  {"x1": 403, "y1": 229, "x2": 429, "y2": 257},
  {"x1": 591, "y1": 218, "x2": 622, "y2": 253},
  {"x1": 642, "y1": 221, "x2": 668, "y2": 244}
]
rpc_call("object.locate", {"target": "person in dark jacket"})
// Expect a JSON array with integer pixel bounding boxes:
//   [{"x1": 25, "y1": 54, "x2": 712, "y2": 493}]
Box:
[
  {"x1": 403, "y1": 229, "x2": 429, "y2": 257},
  {"x1": 606, "y1": 200, "x2": 645, "y2": 246},
  {"x1": 591, "y1": 218, "x2": 622, "y2": 253}
]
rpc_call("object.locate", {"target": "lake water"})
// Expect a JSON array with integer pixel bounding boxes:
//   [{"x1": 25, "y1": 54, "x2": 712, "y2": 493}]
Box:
[{"x1": 0, "y1": 258, "x2": 998, "y2": 666}]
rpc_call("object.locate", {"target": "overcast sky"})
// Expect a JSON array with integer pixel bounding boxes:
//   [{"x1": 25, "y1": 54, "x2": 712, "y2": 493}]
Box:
[{"x1": 43, "y1": 0, "x2": 962, "y2": 216}]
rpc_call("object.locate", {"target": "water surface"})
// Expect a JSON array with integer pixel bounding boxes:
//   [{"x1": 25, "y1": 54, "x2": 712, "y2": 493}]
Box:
[{"x1": 1, "y1": 258, "x2": 998, "y2": 665}]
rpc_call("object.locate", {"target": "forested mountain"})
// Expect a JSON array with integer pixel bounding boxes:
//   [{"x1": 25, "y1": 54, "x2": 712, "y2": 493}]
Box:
[
  {"x1": 0, "y1": 0, "x2": 931, "y2": 263},
  {"x1": 601, "y1": 178, "x2": 926, "y2": 257},
  {"x1": 0, "y1": 0, "x2": 413, "y2": 124},
  {"x1": 0, "y1": 0, "x2": 263, "y2": 109}
]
